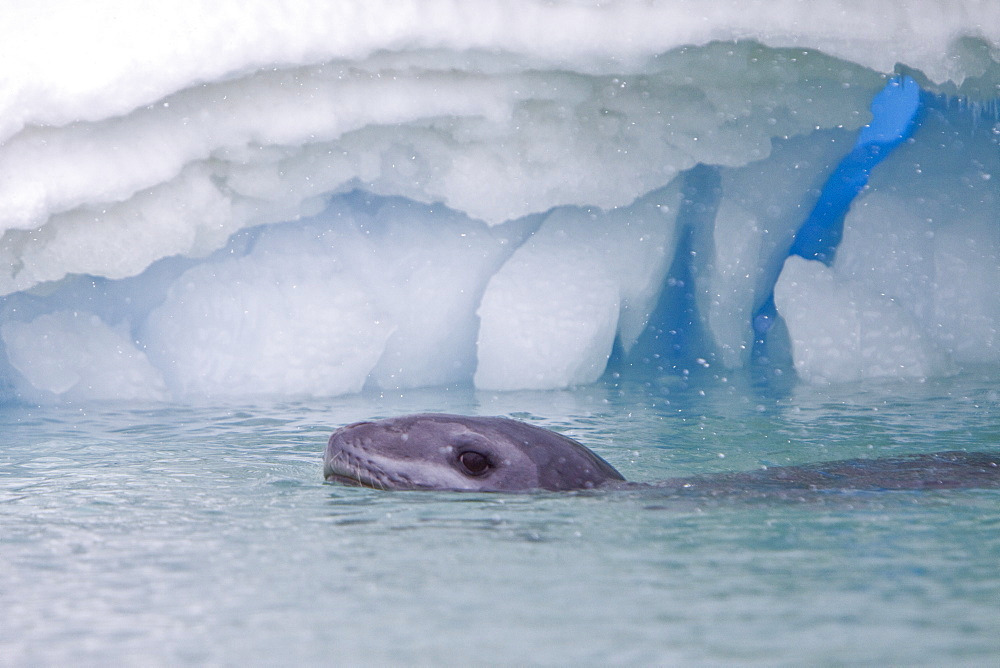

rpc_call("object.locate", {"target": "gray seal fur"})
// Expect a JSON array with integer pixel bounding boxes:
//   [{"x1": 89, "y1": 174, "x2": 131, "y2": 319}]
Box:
[{"x1": 324, "y1": 413, "x2": 1000, "y2": 494}]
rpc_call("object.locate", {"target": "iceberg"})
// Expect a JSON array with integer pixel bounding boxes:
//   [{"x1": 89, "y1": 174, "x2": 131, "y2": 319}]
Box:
[{"x1": 3, "y1": 1, "x2": 1000, "y2": 401}]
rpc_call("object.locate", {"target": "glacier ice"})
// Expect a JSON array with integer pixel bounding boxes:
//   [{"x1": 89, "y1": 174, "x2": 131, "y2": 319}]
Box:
[
  {"x1": 475, "y1": 184, "x2": 683, "y2": 390},
  {"x1": 772, "y1": 86, "x2": 1000, "y2": 383},
  {"x1": 774, "y1": 256, "x2": 950, "y2": 384},
  {"x1": 692, "y1": 129, "x2": 857, "y2": 370},
  {"x1": 1, "y1": 311, "x2": 168, "y2": 402},
  {"x1": 3, "y1": 2, "x2": 1000, "y2": 402},
  {"x1": 784, "y1": 90, "x2": 1000, "y2": 372},
  {"x1": 138, "y1": 195, "x2": 529, "y2": 397}
]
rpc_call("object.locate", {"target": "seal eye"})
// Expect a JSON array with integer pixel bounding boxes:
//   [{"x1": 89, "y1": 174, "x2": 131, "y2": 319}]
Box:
[{"x1": 458, "y1": 451, "x2": 491, "y2": 476}]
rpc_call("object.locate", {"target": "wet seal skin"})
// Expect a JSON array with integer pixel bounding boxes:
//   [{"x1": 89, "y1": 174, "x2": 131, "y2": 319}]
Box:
[
  {"x1": 324, "y1": 413, "x2": 624, "y2": 491},
  {"x1": 324, "y1": 413, "x2": 1000, "y2": 494}
]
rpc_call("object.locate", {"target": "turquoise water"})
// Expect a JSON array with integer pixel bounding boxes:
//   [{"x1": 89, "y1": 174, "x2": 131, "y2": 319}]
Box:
[{"x1": 2, "y1": 374, "x2": 999, "y2": 665}]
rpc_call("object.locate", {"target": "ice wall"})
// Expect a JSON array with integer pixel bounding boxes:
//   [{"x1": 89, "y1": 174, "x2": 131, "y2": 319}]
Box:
[
  {"x1": 776, "y1": 90, "x2": 1000, "y2": 383},
  {"x1": 3, "y1": 1, "x2": 1000, "y2": 402}
]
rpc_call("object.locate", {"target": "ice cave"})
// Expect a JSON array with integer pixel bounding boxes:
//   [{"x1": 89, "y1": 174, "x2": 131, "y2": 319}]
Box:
[{"x1": 3, "y1": 0, "x2": 1000, "y2": 402}]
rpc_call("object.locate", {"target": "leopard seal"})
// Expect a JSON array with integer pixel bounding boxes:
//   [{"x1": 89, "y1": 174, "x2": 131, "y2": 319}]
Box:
[
  {"x1": 324, "y1": 413, "x2": 624, "y2": 491},
  {"x1": 323, "y1": 413, "x2": 1000, "y2": 494}
]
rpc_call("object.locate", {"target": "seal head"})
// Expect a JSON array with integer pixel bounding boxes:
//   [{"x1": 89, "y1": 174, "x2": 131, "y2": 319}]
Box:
[{"x1": 324, "y1": 413, "x2": 625, "y2": 491}]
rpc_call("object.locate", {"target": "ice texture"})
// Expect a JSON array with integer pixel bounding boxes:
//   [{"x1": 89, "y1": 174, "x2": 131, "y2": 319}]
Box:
[
  {"x1": 1, "y1": 311, "x2": 167, "y2": 402},
  {"x1": 776, "y1": 92, "x2": 1000, "y2": 384},
  {"x1": 693, "y1": 130, "x2": 855, "y2": 369},
  {"x1": 3, "y1": 2, "x2": 1000, "y2": 401},
  {"x1": 476, "y1": 184, "x2": 683, "y2": 390},
  {"x1": 138, "y1": 195, "x2": 526, "y2": 397},
  {"x1": 774, "y1": 256, "x2": 949, "y2": 384}
]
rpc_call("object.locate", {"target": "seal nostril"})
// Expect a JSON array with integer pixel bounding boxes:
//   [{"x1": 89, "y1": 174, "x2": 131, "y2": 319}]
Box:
[{"x1": 458, "y1": 451, "x2": 490, "y2": 476}]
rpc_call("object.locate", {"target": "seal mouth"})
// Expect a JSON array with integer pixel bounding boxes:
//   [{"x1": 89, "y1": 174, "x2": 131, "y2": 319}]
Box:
[
  {"x1": 323, "y1": 471, "x2": 373, "y2": 488},
  {"x1": 324, "y1": 444, "x2": 455, "y2": 491},
  {"x1": 323, "y1": 448, "x2": 388, "y2": 490}
]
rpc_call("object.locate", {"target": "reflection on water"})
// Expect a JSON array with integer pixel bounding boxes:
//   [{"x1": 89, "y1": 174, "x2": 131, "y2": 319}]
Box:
[{"x1": 2, "y1": 373, "x2": 999, "y2": 664}]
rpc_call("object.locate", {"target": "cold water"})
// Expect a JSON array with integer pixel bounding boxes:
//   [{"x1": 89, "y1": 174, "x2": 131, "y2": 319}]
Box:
[{"x1": 2, "y1": 372, "x2": 999, "y2": 665}]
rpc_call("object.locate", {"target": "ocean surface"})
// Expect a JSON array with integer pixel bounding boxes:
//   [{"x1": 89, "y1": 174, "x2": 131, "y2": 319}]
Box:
[{"x1": 2, "y1": 372, "x2": 999, "y2": 666}]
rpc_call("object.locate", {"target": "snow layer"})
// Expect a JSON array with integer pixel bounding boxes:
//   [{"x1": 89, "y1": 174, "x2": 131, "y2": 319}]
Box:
[{"x1": 3, "y1": 1, "x2": 1000, "y2": 401}]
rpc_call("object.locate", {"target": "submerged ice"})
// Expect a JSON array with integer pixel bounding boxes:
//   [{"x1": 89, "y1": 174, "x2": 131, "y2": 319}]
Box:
[{"x1": 3, "y1": 2, "x2": 1000, "y2": 402}]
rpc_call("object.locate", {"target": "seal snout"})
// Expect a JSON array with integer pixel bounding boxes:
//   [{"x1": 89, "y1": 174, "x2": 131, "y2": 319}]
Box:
[{"x1": 324, "y1": 421, "x2": 383, "y2": 487}]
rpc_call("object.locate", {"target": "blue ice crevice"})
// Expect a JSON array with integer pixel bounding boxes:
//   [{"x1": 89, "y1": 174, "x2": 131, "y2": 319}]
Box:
[
  {"x1": 752, "y1": 75, "x2": 923, "y2": 340},
  {"x1": 788, "y1": 75, "x2": 923, "y2": 265}
]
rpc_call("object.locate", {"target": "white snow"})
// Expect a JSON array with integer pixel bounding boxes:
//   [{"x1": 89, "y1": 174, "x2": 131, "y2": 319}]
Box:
[{"x1": 2, "y1": 1, "x2": 1000, "y2": 401}]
